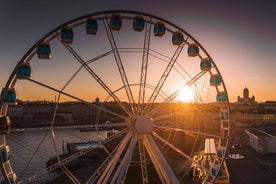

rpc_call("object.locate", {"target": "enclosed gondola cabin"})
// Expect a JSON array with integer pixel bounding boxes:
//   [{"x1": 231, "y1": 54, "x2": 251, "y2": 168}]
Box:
[
  {"x1": 86, "y1": 18, "x2": 98, "y2": 34},
  {"x1": 61, "y1": 28, "x2": 74, "y2": 44},
  {"x1": 172, "y1": 31, "x2": 184, "y2": 45},
  {"x1": 0, "y1": 116, "x2": 11, "y2": 134},
  {"x1": 0, "y1": 145, "x2": 10, "y2": 163},
  {"x1": 154, "y1": 22, "x2": 166, "y2": 37},
  {"x1": 210, "y1": 74, "x2": 222, "y2": 86},
  {"x1": 200, "y1": 58, "x2": 212, "y2": 71},
  {"x1": 110, "y1": 14, "x2": 122, "y2": 31},
  {"x1": 2, "y1": 88, "x2": 16, "y2": 105},
  {"x1": 211, "y1": 165, "x2": 223, "y2": 177},
  {"x1": 188, "y1": 43, "x2": 199, "y2": 57},
  {"x1": 16, "y1": 63, "x2": 31, "y2": 80},
  {"x1": 220, "y1": 111, "x2": 229, "y2": 120},
  {"x1": 37, "y1": 43, "x2": 51, "y2": 59},
  {"x1": 133, "y1": 15, "x2": 145, "y2": 32},
  {"x1": 216, "y1": 92, "x2": 227, "y2": 102}
]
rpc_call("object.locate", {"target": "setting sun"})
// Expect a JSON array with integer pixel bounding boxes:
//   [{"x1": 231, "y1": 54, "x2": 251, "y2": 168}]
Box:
[{"x1": 177, "y1": 86, "x2": 194, "y2": 103}]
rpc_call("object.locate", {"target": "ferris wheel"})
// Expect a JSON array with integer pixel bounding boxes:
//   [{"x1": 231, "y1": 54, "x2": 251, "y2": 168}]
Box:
[{"x1": 0, "y1": 10, "x2": 230, "y2": 184}]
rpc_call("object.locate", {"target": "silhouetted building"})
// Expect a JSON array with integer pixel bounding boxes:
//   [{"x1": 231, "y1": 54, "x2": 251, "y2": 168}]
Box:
[{"x1": 236, "y1": 87, "x2": 256, "y2": 104}]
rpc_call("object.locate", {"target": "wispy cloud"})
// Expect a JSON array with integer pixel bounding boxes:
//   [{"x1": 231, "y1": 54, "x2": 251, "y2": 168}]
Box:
[{"x1": 248, "y1": 76, "x2": 258, "y2": 79}]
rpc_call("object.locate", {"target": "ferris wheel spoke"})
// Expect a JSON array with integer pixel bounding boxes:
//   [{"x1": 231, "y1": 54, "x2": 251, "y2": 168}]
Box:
[
  {"x1": 50, "y1": 96, "x2": 81, "y2": 184},
  {"x1": 49, "y1": 107, "x2": 80, "y2": 184},
  {"x1": 152, "y1": 110, "x2": 181, "y2": 122},
  {"x1": 142, "y1": 134, "x2": 181, "y2": 184},
  {"x1": 138, "y1": 21, "x2": 152, "y2": 114},
  {"x1": 56, "y1": 35, "x2": 132, "y2": 117},
  {"x1": 21, "y1": 128, "x2": 128, "y2": 184},
  {"x1": 103, "y1": 18, "x2": 137, "y2": 116},
  {"x1": 164, "y1": 70, "x2": 207, "y2": 104},
  {"x1": 146, "y1": 70, "x2": 207, "y2": 117},
  {"x1": 86, "y1": 50, "x2": 113, "y2": 65},
  {"x1": 143, "y1": 42, "x2": 186, "y2": 115},
  {"x1": 61, "y1": 50, "x2": 114, "y2": 94},
  {"x1": 110, "y1": 132, "x2": 138, "y2": 183},
  {"x1": 96, "y1": 130, "x2": 133, "y2": 183},
  {"x1": 152, "y1": 131, "x2": 210, "y2": 176},
  {"x1": 28, "y1": 78, "x2": 127, "y2": 120},
  {"x1": 154, "y1": 125, "x2": 227, "y2": 140},
  {"x1": 58, "y1": 50, "x2": 114, "y2": 94},
  {"x1": 16, "y1": 130, "x2": 51, "y2": 181}
]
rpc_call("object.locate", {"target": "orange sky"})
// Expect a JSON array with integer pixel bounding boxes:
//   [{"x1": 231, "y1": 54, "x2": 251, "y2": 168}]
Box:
[{"x1": 0, "y1": 1, "x2": 275, "y2": 103}]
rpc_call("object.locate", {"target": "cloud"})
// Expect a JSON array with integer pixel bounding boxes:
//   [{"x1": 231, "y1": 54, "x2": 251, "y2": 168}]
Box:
[{"x1": 247, "y1": 76, "x2": 258, "y2": 79}]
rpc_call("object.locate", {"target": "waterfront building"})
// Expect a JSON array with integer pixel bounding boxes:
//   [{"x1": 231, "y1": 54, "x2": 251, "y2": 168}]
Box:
[
  {"x1": 229, "y1": 87, "x2": 276, "y2": 127},
  {"x1": 6, "y1": 105, "x2": 23, "y2": 118},
  {"x1": 245, "y1": 125, "x2": 276, "y2": 153},
  {"x1": 236, "y1": 87, "x2": 256, "y2": 105}
]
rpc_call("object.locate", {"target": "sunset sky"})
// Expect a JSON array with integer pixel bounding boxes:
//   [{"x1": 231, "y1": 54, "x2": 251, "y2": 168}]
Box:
[{"x1": 0, "y1": 0, "x2": 275, "y2": 103}]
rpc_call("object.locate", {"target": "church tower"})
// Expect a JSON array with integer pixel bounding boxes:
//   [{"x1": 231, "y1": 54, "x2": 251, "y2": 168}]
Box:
[
  {"x1": 237, "y1": 87, "x2": 256, "y2": 104},
  {"x1": 243, "y1": 88, "x2": 249, "y2": 99}
]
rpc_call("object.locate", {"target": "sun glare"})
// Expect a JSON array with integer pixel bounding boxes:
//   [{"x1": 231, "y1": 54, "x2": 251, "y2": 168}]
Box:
[{"x1": 178, "y1": 86, "x2": 194, "y2": 103}]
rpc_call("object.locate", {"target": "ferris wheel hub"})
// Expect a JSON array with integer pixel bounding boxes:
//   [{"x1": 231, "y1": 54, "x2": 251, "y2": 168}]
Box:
[{"x1": 135, "y1": 116, "x2": 153, "y2": 134}]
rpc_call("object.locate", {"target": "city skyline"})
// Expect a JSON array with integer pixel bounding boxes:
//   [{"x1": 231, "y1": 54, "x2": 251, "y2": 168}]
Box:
[{"x1": 0, "y1": 0, "x2": 275, "y2": 103}]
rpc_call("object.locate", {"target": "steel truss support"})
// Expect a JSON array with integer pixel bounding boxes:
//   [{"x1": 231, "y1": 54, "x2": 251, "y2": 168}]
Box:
[
  {"x1": 138, "y1": 135, "x2": 149, "y2": 184},
  {"x1": 142, "y1": 134, "x2": 181, "y2": 184},
  {"x1": 56, "y1": 35, "x2": 132, "y2": 117},
  {"x1": 143, "y1": 42, "x2": 186, "y2": 114},
  {"x1": 138, "y1": 21, "x2": 152, "y2": 114},
  {"x1": 154, "y1": 125, "x2": 227, "y2": 139},
  {"x1": 28, "y1": 78, "x2": 127, "y2": 120},
  {"x1": 86, "y1": 131, "x2": 134, "y2": 183},
  {"x1": 103, "y1": 18, "x2": 137, "y2": 117},
  {"x1": 110, "y1": 133, "x2": 138, "y2": 184},
  {"x1": 96, "y1": 131, "x2": 133, "y2": 184},
  {"x1": 147, "y1": 70, "x2": 207, "y2": 117},
  {"x1": 152, "y1": 131, "x2": 210, "y2": 175}
]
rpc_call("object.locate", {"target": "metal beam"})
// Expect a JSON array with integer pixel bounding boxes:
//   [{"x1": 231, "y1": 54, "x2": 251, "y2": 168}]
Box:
[
  {"x1": 146, "y1": 70, "x2": 206, "y2": 117},
  {"x1": 96, "y1": 131, "x2": 133, "y2": 184},
  {"x1": 143, "y1": 42, "x2": 186, "y2": 114},
  {"x1": 110, "y1": 133, "x2": 138, "y2": 184},
  {"x1": 138, "y1": 21, "x2": 152, "y2": 114},
  {"x1": 154, "y1": 125, "x2": 227, "y2": 139},
  {"x1": 57, "y1": 35, "x2": 132, "y2": 117},
  {"x1": 103, "y1": 18, "x2": 137, "y2": 116},
  {"x1": 152, "y1": 131, "x2": 210, "y2": 175},
  {"x1": 142, "y1": 134, "x2": 181, "y2": 184},
  {"x1": 86, "y1": 131, "x2": 134, "y2": 183},
  {"x1": 138, "y1": 135, "x2": 149, "y2": 184},
  {"x1": 28, "y1": 78, "x2": 127, "y2": 120}
]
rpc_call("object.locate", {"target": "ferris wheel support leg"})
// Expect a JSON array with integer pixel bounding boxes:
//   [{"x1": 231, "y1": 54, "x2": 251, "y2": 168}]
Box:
[
  {"x1": 152, "y1": 131, "x2": 210, "y2": 176},
  {"x1": 138, "y1": 135, "x2": 149, "y2": 184},
  {"x1": 97, "y1": 131, "x2": 133, "y2": 184},
  {"x1": 110, "y1": 133, "x2": 138, "y2": 184},
  {"x1": 142, "y1": 134, "x2": 182, "y2": 184}
]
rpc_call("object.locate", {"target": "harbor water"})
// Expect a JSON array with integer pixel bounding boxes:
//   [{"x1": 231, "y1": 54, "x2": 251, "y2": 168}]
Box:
[{"x1": 2, "y1": 126, "x2": 108, "y2": 183}]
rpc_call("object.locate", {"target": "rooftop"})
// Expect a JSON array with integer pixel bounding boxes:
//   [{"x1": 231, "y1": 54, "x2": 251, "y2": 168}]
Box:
[{"x1": 245, "y1": 124, "x2": 276, "y2": 138}]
